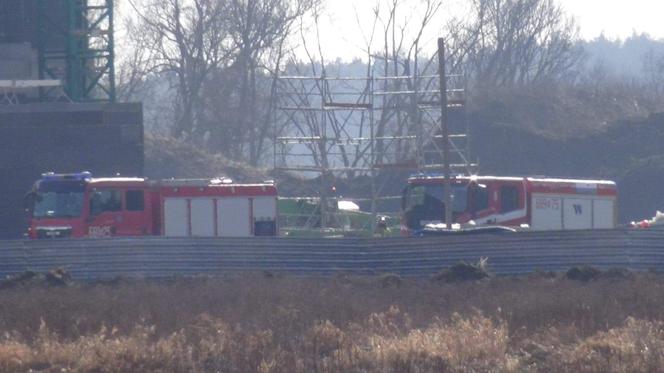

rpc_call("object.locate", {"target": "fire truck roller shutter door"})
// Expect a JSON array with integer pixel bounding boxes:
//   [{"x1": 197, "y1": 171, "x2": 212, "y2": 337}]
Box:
[
  {"x1": 217, "y1": 198, "x2": 251, "y2": 237},
  {"x1": 563, "y1": 198, "x2": 592, "y2": 229},
  {"x1": 190, "y1": 199, "x2": 215, "y2": 236},
  {"x1": 252, "y1": 197, "x2": 276, "y2": 220},
  {"x1": 531, "y1": 194, "x2": 562, "y2": 230},
  {"x1": 592, "y1": 198, "x2": 615, "y2": 229},
  {"x1": 164, "y1": 198, "x2": 188, "y2": 237}
]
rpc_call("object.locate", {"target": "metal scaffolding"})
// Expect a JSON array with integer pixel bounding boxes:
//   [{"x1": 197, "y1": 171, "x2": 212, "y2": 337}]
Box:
[
  {"x1": 274, "y1": 54, "x2": 475, "y2": 235},
  {"x1": 37, "y1": 0, "x2": 115, "y2": 102}
]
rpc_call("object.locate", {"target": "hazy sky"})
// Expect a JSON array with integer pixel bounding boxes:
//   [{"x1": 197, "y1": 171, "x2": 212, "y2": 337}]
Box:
[
  {"x1": 561, "y1": 0, "x2": 664, "y2": 40},
  {"x1": 307, "y1": 0, "x2": 664, "y2": 61},
  {"x1": 117, "y1": 0, "x2": 664, "y2": 62}
]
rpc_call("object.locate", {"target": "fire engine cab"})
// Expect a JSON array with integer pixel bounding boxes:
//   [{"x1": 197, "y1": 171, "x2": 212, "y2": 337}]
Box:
[
  {"x1": 401, "y1": 174, "x2": 617, "y2": 234},
  {"x1": 26, "y1": 172, "x2": 278, "y2": 239}
]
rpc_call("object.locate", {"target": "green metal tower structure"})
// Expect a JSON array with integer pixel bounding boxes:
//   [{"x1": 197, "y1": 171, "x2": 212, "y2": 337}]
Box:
[{"x1": 37, "y1": 0, "x2": 116, "y2": 102}]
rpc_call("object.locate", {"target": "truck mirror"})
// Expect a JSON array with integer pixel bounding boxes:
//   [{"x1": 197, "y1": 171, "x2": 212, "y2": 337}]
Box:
[{"x1": 23, "y1": 192, "x2": 36, "y2": 212}]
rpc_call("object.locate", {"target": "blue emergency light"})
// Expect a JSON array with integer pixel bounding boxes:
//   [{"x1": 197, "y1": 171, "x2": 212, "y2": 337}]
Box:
[{"x1": 41, "y1": 171, "x2": 92, "y2": 182}]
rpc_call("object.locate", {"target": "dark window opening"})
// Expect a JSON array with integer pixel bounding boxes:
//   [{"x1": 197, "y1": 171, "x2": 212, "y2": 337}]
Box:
[
  {"x1": 126, "y1": 190, "x2": 145, "y2": 211},
  {"x1": 255, "y1": 220, "x2": 276, "y2": 236},
  {"x1": 500, "y1": 186, "x2": 520, "y2": 213},
  {"x1": 474, "y1": 187, "x2": 489, "y2": 211},
  {"x1": 90, "y1": 189, "x2": 122, "y2": 215}
]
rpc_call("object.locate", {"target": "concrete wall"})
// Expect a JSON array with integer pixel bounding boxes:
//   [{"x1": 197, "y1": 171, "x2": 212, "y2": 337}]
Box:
[
  {"x1": 0, "y1": 43, "x2": 38, "y2": 80},
  {"x1": 0, "y1": 0, "x2": 66, "y2": 47},
  {"x1": 0, "y1": 0, "x2": 77, "y2": 86},
  {"x1": 0, "y1": 103, "x2": 143, "y2": 239}
]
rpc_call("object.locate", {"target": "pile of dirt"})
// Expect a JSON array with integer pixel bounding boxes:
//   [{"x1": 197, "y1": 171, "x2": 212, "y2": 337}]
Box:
[
  {"x1": 528, "y1": 269, "x2": 558, "y2": 280},
  {"x1": 565, "y1": 266, "x2": 602, "y2": 282},
  {"x1": 144, "y1": 134, "x2": 320, "y2": 199},
  {"x1": 0, "y1": 268, "x2": 72, "y2": 289},
  {"x1": 432, "y1": 259, "x2": 491, "y2": 283},
  {"x1": 378, "y1": 273, "x2": 403, "y2": 288},
  {"x1": 144, "y1": 135, "x2": 269, "y2": 182},
  {"x1": 565, "y1": 266, "x2": 633, "y2": 282},
  {"x1": 602, "y1": 267, "x2": 634, "y2": 280}
]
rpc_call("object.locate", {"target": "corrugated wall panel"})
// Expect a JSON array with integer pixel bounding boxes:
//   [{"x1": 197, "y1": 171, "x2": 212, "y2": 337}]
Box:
[{"x1": 0, "y1": 229, "x2": 663, "y2": 280}]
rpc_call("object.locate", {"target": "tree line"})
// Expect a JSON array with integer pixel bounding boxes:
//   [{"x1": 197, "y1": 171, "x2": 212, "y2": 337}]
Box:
[{"x1": 117, "y1": 0, "x2": 664, "y2": 168}]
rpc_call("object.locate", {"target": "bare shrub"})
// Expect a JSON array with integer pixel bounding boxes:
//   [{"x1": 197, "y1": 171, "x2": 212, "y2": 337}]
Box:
[
  {"x1": 565, "y1": 266, "x2": 602, "y2": 282},
  {"x1": 432, "y1": 259, "x2": 491, "y2": 283},
  {"x1": 378, "y1": 273, "x2": 403, "y2": 288}
]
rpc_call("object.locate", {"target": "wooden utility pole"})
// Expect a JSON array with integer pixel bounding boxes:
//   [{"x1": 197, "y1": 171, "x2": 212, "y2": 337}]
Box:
[{"x1": 437, "y1": 38, "x2": 453, "y2": 227}]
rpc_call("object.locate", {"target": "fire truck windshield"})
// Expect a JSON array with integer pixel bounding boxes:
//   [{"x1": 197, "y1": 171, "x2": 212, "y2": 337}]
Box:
[
  {"x1": 403, "y1": 184, "x2": 468, "y2": 213},
  {"x1": 31, "y1": 181, "x2": 85, "y2": 219},
  {"x1": 402, "y1": 184, "x2": 469, "y2": 230}
]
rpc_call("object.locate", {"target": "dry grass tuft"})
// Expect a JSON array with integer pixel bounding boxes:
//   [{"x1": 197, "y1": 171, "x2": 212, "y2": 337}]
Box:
[{"x1": 566, "y1": 318, "x2": 664, "y2": 372}]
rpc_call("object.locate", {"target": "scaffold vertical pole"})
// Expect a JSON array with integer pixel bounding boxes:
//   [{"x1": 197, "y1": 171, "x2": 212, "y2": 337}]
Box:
[
  {"x1": 438, "y1": 38, "x2": 453, "y2": 227},
  {"x1": 369, "y1": 65, "x2": 377, "y2": 235},
  {"x1": 319, "y1": 74, "x2": 327, "y2": 230}
]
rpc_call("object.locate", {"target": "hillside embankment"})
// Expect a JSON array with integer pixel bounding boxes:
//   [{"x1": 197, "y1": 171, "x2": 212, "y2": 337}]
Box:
[{"x1": 470, "y1": 112, "x2": 664, "y2": 223}]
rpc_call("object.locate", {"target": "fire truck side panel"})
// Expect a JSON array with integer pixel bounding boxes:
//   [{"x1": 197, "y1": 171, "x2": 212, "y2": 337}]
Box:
[
  {"x1": 218, "y1": 198, "x2": 251, "y2": 237},
  {"x1": 117, "y1": 188, "x2": 153, "y2": 236},
  {"x1": 253, "y1": 197, "x2": 276, "y2": 221},
  {"x1": 191, "y1": 199, "x2": 216, "y2": 237},
  {"x1": 531, "y1": 194, "x2": 563, "y2": 230},
  {"x1": 530, "y1": 193, "x2": 616, "y2": 230},
  {"x1": 164, "y1": 198, "x2": 189, "y2": 237},
  {"x1": 592, "y1": 198, "x2": 616, "y2": 229},
  {"x1": 562, "y1": 198, "x2": 592, "y2": 229}
]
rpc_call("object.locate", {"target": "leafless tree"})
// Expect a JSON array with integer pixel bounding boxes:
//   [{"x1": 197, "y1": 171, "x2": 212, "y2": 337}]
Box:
[
  {"x1": 126, "y1": 0, "x2": 232, "y2": 139},
  {"x1": 210, "y1": 0, "x2": 315, "y2": 164},
  {"x1": 123, "y1": 0, "x2": 315, "y2": 165},
  {"x1": 643, "y1": 50, "x2": 664, "y2": 99},
  {"x1": 464, "y1": 0, "x2": 582, "y2": 88}
]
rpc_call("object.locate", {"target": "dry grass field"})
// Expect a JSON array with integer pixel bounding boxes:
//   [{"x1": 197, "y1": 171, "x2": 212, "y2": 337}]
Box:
[{"x1": 0, "y1": 269, "x2": 663, "y2": 372}]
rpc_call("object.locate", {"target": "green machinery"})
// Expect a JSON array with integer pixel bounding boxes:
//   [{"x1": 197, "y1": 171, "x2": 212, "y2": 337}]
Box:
[
  {"x1": 277, "y1": 198, "x2": 401, "y2": 238},
  {"x1": 37, "y1": 0, "x2": 115, "y2": 102}
]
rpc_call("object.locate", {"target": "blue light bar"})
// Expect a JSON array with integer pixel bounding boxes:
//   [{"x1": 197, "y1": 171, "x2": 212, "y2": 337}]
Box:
[{"x1": 41, "y1": 171, "x2": 92, "y2": 182}]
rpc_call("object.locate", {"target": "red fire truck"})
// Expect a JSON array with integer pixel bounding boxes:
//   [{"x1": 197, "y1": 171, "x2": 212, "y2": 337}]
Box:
[
  {"x1": 401, "y1": 174, "x2": 618, "y2": 234},
  {"x1": 25, "y1": 172, "x2": 277, "y2": 239}
]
